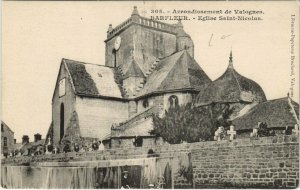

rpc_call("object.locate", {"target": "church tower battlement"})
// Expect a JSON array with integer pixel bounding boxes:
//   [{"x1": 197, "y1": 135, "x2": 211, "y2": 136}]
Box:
[{"x1": 105, "y1": 6, "x2": 177, "y2": 40}]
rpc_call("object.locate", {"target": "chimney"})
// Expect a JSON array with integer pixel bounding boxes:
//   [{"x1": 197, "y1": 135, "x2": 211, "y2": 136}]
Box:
[
  {"x1": 14, "y1": 139, "x2": 16, "y2": 144},
  {"x1": 34, "y1": 133, "x2": 42, "y2": 142},
  {"x1": 22, "y1": 135, "x2": 29, "y2": 144}
]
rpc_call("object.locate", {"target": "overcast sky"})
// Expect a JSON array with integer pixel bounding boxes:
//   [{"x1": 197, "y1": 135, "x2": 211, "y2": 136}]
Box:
[{"x1": 2, "y1": 1, "x2": 299, "y2": 142}]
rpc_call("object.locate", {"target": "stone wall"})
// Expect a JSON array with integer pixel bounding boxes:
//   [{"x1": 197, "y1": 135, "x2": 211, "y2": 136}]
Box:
[
  {"x1": 2, "y1": 135, "x2": 299, "y2": 188},
  {"x1": 75, "y1": 96, "x2": 128, "y2": 140},
  {"x1": 190, "y1": 135, "x2": 299, "y2": 188}
]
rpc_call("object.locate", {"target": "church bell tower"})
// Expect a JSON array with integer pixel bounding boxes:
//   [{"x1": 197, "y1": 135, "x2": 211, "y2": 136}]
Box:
[{"x1": 104, "y1": 6, "x2": 179, "y2": 73}]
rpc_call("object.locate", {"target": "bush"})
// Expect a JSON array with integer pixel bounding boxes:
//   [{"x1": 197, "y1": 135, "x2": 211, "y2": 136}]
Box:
[{"x1": 151, "y1": 102, "x2": 234, "y2": 144}]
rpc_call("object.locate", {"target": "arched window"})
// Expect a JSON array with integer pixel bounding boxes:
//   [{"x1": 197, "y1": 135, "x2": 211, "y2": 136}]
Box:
[
  {"x1": 168, "y1": 95, "x2": 179, "y2": 108},
  {"x1": 3, "y1": 137, "x2": 7, "y2": 147},
  {"x1": 60, "y1": 103, "x2": 64, "y2": 140}
]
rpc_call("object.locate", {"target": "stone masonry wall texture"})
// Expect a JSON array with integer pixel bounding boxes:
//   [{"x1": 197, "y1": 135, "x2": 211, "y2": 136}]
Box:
[
  {"x1": 190, "y1": 135, "x2": 299, "y2": 188},
  {"x1": 2, "y1": 135, "x2": 299, "y2": 188}
]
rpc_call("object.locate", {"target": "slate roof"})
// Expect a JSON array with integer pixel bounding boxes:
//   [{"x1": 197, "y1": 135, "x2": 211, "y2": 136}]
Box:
[
  {"x1": 12, "y1": 143, "x2": 23, "y2": 151},
  {"x1": 19, "y1": 139, "x2": 46, "y2": 154},
  {"x1": 63, "y1": 59, "x2": 123, "y2": 98},
  {"x1": 137, "y1": 50, "x2": 211, "y2": 97},
  {"x1": 232, "y1": 97, "x2": 299, "y2": 130},
  {"x1": 122, "y1": 59, "x2": 145, "y2": 79},
  {"x1": 195, "y1": 53, "x2": 266, "y2": 106}
]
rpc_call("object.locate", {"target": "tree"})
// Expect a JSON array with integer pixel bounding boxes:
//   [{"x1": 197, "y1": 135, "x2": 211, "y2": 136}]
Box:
[{"x1": 151, "y1": 102, "x2": 234, "y2": 144}]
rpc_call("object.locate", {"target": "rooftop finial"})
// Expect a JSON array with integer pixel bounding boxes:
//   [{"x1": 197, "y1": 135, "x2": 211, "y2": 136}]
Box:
[
  {"x1": 228, "y1": 50, "x2": 233, "y2": 69},
  {"x1": 176, "y1": 19, "x2": 183, "y2": 28},
  {"x1": 131, "y1": 6, "x2": 139, "y2": 16},
  {"x1": 107, "y1": 24, "x2": 113, "y2": 33}
]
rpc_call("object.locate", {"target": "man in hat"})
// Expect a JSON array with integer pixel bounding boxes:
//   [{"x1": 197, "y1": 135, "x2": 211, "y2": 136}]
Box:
[{"x1": 121, "y1": 171, "x2": 130, "y2": 189}]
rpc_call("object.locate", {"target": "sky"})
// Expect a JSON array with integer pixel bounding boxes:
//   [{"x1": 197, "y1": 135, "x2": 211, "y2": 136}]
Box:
[{"x1": 2, "y1": 1, "x2": 299, "y2": 143}]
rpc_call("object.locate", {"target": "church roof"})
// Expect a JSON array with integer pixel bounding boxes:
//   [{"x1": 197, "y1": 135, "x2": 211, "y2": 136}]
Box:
[
  {"x1": 63, "y1": 59, "x2": 123, "y2": 99},
  {"x1": 123, "y1": 59, "x2": 145, "y2": 79},
  {"x1": 195, "y1": 52, "x2": 266, "y2": 106},
  {"x1": 137, "y1": 50, "x2": 211, "y2": 97},
  {"x1": 232, "y1": 97, "x2": 299, "y2": 130}
]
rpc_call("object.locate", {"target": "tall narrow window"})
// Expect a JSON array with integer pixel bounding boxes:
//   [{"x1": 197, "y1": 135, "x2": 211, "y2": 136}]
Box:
[
  {"x1": 60, "y1": 103, "x2": 64, "y2": 140},
  {"x1": 3, "y1": 137, "x2": 7, "y2": 147}
]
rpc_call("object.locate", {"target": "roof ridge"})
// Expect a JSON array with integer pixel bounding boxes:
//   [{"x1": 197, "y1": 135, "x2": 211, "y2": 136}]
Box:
[
  {"x1": 159, "y1": 49, "x2": 186, "y2": 61},
  {"x1": 62, "y1": 58, "x2": 115, "y2": 68},
  {"x1": 123, "y1": 59, "x2": 145, "y2": 78},
  {"x1": 287, "y1": 97, "x2": 300, "y2": 124},
  {"x1": 62, "y1": 60, "x2": 76, "y2": 93},
  {"x1": 237, "y1": 97, "x2": 292, "y2": 118},
  {"x1": 230, "y1": 68, "x2": 243, "y2": 96},
  {"x1": 1, "y1": 121, "x2": 14, "y2": 134},
  {"x1": 182, "y1": 51, "x2": 193, "y2": 88}
]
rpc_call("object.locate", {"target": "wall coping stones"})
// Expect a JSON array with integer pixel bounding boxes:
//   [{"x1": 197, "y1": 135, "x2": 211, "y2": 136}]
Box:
[{"x1": 1, "y1": 135, "x2": 298, "y2": 166}]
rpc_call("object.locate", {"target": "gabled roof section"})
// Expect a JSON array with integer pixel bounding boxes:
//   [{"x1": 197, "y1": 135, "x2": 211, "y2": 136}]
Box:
[
  {"x1": 137, "y1": 50, "x2": 211, "y2": 97},
  {"x1": 1, "y1": 121, "x2": 14, "y2": 134},
  {"x1": 232, "y1": 97, "x2": 299, "y2": 130},
  {"x1": 63, "y1": 59, "x2": 123, "y2": 98},
  {"x1": 123, "y1": 59, "x2": 145, "y2": 79},
  {"x1": 195, "y1": 52, "x2": 266, "y2": 106}
]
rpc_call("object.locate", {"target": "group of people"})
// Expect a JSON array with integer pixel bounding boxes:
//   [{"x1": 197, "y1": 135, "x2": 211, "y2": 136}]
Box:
[
  {"x1": 3, "y1": 139, "x2": 107, "y2": 159},
  {"x1": 46, "y1": 139, "x2": 106, "y2": 154}
]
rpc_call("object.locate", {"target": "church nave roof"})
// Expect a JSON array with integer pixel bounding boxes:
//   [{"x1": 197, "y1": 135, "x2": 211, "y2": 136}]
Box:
[
  {"x1": 63, "y1": 59, "x2": 123, "y2": 99},
  {"x1": 136, "y1": 50, "x2": 212, "y2": 97}
]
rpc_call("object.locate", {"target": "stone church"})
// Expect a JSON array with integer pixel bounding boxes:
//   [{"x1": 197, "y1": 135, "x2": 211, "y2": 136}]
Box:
[
  {"x1": 48, "y1": 6, "x2": 212, "y2": 148},
  {"x1": 47, "y1": 6, "x2": 299, "y2": 149}
]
